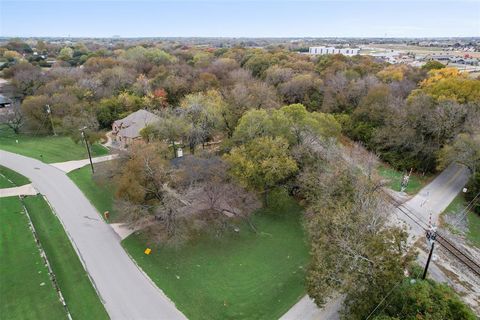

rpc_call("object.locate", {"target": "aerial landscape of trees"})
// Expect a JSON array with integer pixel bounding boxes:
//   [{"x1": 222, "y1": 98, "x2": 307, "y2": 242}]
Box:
[{"x1": 1, "y1": 38, "x2": 479, "y2": 319}]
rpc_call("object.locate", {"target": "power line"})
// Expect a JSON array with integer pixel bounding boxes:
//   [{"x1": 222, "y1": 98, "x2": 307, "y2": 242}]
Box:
[
  {"x1": 366, "y1": 262, "x2": 425, "y2": 320},
  {"x1": 382, "y1": 191, "x2": 429, "y2": 231},
  {"x1": 364, "y1": 279, "x2": 403, "y2": 320},
  {"x1": 451, "y1": 191, "x2": 480, "y2": 229},
  {"x1": 383, "y1": 191, "x2": 480, "y2": 277},
  {"x1": 364, "y1": 236, "x2": 427, "y2": 320}
]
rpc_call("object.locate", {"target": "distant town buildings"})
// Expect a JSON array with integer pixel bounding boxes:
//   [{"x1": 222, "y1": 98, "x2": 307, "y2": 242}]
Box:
[{"x1": 308, "y1": 46, "x2": 359, "y2": 56}]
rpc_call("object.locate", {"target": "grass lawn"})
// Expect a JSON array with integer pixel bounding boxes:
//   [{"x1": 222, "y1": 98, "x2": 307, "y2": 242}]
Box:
[
  {"x1": 0, "y1": 196, "x2": 67, "y2": 320},
  {"x1": 67, "y1": 164, "x2": 117, "y2": 221},
  {"x1": 377, "y1": 165, "x2": 431, "y2": 195},
  {"x1": 123, "y1": 196, "x2": 309, "y2": 320},
  {"x1": 442, "y1": 193, "x2": 480, "y2": 248},
  {"x1": 22, "y1": 195, "x2": 109, "y2": 320},
  {"x1": 441, "y1": 194, "x2": 466, "y2": 235},
  {"x1": 0, "y1": 165, "x2": 31, "y2": 188},
  {"x1": 0, "y1": 170, "x2": 15, "y2": 188},
  {"x1": 0, "y1": 126, "x2": 108, "y2": 163},
  {"x1": 466, "y1": 210, "x2": 480, "y2": 248}
]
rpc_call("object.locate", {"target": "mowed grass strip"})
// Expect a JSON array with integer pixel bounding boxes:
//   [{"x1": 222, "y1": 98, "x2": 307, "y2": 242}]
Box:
[
  {"x1": 123, "y1": 196, "x2": 309, "y2": 320},
  {"x1": 0, "y1": 196, "x2": 67, "y2": 320},
  {"x1": 0, "y1": 165, "x2": 31, "y2": 187},
  {"x1": 23, "y1": 195, "x2": 109, "y2": 320},
  {"x1": 0, "y1": 171, "x2": 15, "y2": 188},
  {"x1": 67, "y1": 164, "x2": 117, "y2": 221},
  {"x1": 0, "y1": 126, "x2": 108, "y2": 163},
  {"x1": 377, "y1": 164, "x2": 431, "y2": 195}
]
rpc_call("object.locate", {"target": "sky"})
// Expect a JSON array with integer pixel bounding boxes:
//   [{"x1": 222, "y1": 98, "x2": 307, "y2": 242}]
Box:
[{"x1": 0, "y1": 0, "x2": 479, "y2": 38}]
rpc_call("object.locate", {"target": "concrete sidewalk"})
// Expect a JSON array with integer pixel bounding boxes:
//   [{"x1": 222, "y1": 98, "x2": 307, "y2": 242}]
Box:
[
  {"x1": 0, "y1": 183, "x2": 37, "y2": 198},
  {"x1": 51, "y1": 154, "x2": 118, "y2": 173},
  {"x1": 110, "y1": 223, "x2": 139, "y2": 240},
  {"x1": 280, "y1": 295, "x2": 342, "y2": 320}
]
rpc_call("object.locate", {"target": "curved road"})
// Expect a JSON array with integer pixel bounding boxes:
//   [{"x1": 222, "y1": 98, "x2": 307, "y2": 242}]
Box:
[{"x1": 0, "y1": 150, "x2": 186, "y2": 320}]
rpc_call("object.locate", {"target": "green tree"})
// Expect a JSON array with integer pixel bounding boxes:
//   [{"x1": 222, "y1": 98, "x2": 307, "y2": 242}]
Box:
[
  {"x1": 421, "y1": 60, "x2": 445, "y2": 71},
  {"x1": 21, "y1": 95, "x2": 51, "y2": 133},
  {"x1": 243, "y1": 51, "x2": 278, "y2": 78},
  {"x1": 154, "y1": 114, "x2": 189, "y2": 158},
  {"x1": 232, "y1": 104, "x2": 340, "y2": 146},
  {"x1": 372, "y1": 279, "x2": 476, "y2": 320},
  {"x1": 224, "y1": 136, "x2": 298, "y2": 205},
  {"x1": 465, "y1": 172, "x2": 480, "y2": 214},
  {"x1": 232, "y1": 109, "x2": 290, "y2": 144},
  {"x1": 438, "y1": 133, "x2": 480, "y2": 175},
  {"x1": 179, "y1": 90, "x2": 225, "y2": 153},
  {"x1": 58, "y1": 47, "x2": 74, "y2": 61},
  {"x1": 299, "y1": 162, "x2": 414, "y2": 318},
  {"x1": 96, "y1": 93, "x2": 143, "y2": 128},
  {"x1": 280, "y1": 103, "x2": 341, "y2": 144}
]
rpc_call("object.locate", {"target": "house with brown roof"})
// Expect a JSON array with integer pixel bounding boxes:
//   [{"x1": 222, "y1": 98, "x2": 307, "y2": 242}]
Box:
[{"x1": 112, "y1": 109, "x2": 160, "y2": 147}]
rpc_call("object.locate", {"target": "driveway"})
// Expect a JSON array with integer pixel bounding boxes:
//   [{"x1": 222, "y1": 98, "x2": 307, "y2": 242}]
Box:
[{"x1": 0, "y1": 150, "x2": 186, "y2": 320}]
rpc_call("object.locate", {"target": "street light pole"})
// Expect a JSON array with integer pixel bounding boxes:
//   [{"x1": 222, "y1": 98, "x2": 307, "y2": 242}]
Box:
[
  {"x1": 46, "y1": 104, "x2": 57, "y2": 136},
  {"x1": 80, "y1": 128, "x2": 94, "y2": 174}
]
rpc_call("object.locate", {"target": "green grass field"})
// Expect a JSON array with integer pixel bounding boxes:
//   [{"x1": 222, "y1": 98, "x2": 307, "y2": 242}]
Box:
[
  {"x1": 377, "y1": 165, "x2": 431, "y2": 195},
  {"x1": 0, "y1": 165, "x2": 31, "y2": 188},
  {"x1": 442, "y1": 194, "x2": 480, "y2": 248},
  {"x1": 123, "y1": 196, "x2": 309, "y2": 320},
  {"x1": 467, "y1": 209, "x2": 480, "y2": 247},
  {"x1": 23, "y1": 195, "x2": 109, "y2": 320},
  {"x1": 67, "y1": 164, "x2": 117, "y2": 221},
  {"x1": 0, "y1": 174, "x2": 13, "y2": 188},
  {"x1": 0, "y1": 196, "x2": 67, "y2": 320},
  {"x1": 0, "y1": 126, "x2": 108, "y2": 163}
]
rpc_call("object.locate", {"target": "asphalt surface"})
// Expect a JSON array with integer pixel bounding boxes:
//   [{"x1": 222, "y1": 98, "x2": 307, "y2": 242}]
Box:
[{"x1": 0, "y1": 150, "x2": 186, "y2": 320}]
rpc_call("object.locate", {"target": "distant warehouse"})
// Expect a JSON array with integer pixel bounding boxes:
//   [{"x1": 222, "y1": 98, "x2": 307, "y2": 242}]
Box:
[{"x1": 308, "y1": 46, "x2": 359, "y2": 56}]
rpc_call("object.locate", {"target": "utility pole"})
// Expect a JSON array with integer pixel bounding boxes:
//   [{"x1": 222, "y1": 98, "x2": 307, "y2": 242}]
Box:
[
  {"x1": 46, "y1": 104, "x2": 57, "y2": 136},
  {"x1": 422, "y1": 227, "x2": 437, "y2": 280},
  {"x1": 80, "y1": 127, "x2": 94, "y2": 174}
]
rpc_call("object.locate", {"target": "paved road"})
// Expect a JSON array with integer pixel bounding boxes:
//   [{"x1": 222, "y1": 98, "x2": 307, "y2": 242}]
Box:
[
  {"x1": 394, "y1": 163, "x2": 470, "y2": 241},
  {"x1": 280, "y1": 163, "x2": 470, "y2": 320},
  {"x1": 0, "y1": 150, "x2": 186, "y2": 320}
]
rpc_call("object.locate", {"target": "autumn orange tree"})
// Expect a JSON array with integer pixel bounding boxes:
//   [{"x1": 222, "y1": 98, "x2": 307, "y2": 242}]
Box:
[{"x1": 410, "y1": 67, "x2": 480, "y2": 103}]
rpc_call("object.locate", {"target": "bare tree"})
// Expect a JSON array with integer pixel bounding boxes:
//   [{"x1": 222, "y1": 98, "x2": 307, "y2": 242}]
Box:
[{"x1": 0, "y1": 102, "x2": 24, "y2": 134}]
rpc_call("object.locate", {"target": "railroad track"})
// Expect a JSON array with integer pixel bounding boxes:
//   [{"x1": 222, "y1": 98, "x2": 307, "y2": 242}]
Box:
[
  {"x1": 383, "y1": 191, "x2": 480, "y2": 278},
  {"x1": 435, "y1": 233, "x2": 480, "y2": 277}
]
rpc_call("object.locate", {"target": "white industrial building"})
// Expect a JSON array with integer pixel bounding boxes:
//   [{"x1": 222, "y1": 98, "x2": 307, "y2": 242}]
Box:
[{"x1": 309, "y1": 46, "x2": 360, "y2": 56}]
